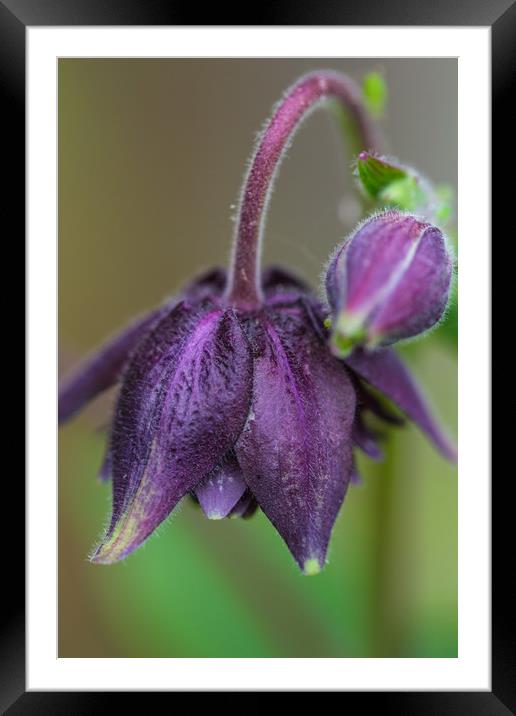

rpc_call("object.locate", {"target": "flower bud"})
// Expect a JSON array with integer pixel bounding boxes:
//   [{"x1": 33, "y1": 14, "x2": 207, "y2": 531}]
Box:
[{"x1": 325, "y1": 210, "x2": 453, "y2": 356}]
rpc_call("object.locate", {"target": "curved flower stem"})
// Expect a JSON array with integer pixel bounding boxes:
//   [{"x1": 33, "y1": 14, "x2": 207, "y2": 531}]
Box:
[{"x1": 225, "y1": 70, "x2": 381, "y2": 308}]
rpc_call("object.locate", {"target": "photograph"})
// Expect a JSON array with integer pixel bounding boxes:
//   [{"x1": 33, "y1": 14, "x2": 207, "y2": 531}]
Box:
[
  {"x1": 57, "y1": 58, "x2": 458, "y2": 659},
  {"x1": 0, "y1": 0, "x2": 502, "y2": 701}
]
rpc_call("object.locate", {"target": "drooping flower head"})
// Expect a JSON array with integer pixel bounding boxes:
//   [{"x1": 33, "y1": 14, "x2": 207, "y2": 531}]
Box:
[{"x1": 59, "y1": 71, "x2": 456, "y2": 574}]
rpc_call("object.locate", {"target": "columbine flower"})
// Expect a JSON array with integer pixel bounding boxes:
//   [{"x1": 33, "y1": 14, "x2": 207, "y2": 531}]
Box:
[
  {"x1": 325, "y1": 210, "x2": 453, "y2": 355},
  {"x1": 59, "y1": 71, "x2": 456, "y2": 574}
]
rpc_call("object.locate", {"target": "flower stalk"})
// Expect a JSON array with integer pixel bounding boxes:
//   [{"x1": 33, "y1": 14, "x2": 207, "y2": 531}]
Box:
[{"x1": 225, "y1": 70, "x2": 381, "y2": 308}]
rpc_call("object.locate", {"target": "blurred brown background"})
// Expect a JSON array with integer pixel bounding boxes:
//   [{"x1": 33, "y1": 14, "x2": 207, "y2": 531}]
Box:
[{"x1": 59, "y1": 59, "x2": 457, "y2": 658}]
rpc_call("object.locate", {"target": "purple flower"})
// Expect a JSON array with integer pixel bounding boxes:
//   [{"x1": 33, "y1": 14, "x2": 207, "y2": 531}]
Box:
[
  {"x1": 59, "y1": 71, "x2": 456, "y2": 574},
  {"x1": 60, "y1": 267, "x2": 455, "y2": 574},
  {"x1": 325, "y1": 211, "x2": 453, "y2": 355}
]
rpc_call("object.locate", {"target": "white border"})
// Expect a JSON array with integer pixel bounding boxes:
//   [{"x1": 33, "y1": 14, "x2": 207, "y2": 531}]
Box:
[{"x1": 27, "y1": 27, "x2": 490, "y2": 691}]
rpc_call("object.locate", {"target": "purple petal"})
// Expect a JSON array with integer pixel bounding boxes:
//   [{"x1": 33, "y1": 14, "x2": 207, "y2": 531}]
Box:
[
  {"x1": 195, "y1": 453, "x2": 247, "y2": 520},
  {"x1": 229, "y1": 491, "x2": 258, "y2": 519},
  {"x1": 345, "y1": 347, "x2": 457, "y2": 461},
  {"x1": 367, "y1": 224, "x2": 453, "y2": 343},
  {"x1": 59, "y1": 268, "x2": 228, "y2": 426},
  {"x1": 182, "y1": 267, "x2": 227, "y2": 300},
  {"x1": 235, "y1": 303, "x2": 356, "y2": 574},
  {"x1": 92, "y1": 303, "x2": 253, "y2": 564},
  {"x1": 355, "y1": 380, "x2": 404, "y2": 426},
  {"x1": 262, "y1": 266, "x2": 309, "y2": 295},
  {"x1": 335, "y1": 213, "x2": 426, "y2": 314},
  {"x1": 353, "y1": 417, "x2": 383, "y2": 461},
  {"x1": 58, "y1": 307, "x2": 166, "y2": 424}
]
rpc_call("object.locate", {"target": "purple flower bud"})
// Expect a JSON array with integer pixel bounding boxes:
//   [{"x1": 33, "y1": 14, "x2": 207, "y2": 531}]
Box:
[{"x1": 325, "y1": 210, "x2": 453, "y2": 355}]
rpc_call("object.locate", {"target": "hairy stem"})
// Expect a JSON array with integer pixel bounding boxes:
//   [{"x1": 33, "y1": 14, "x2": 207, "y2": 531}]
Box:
[{"x1": 226, "y1": 70, "x2": 381, "y2": 308}]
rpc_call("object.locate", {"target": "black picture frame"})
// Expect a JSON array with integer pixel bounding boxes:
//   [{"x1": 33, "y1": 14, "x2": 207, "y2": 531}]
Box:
[{"x1": 7, "y1": 0, "x2": 506, "y2": 710}]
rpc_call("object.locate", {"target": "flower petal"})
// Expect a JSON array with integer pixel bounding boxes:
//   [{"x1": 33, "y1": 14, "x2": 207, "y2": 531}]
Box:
[
  {"x1": 345, "y1": 347, "x2": 456, "y2": 461},
  {"x1": 356, "y1": 380, "x2": 405, "y2": 426},
  {"x1": 92, "y1": 303, "x2": 253, "y2": 563},
  {"x1": 353, "y1": 417, "x2": 383, "y2": 460},
  {"x1": 59, "y1": 269, "x2": 227, "y2": 426},
  {"x1": 325, "y1": 212, "x2": 452, "y2": 352},
  {"x1": 58, "y1": 307, "x2": 165, "y2": 424},
  {"x1": 182, "y1": 267, "x2": 227, "y2": 300},
  {"x1": 235, "y1": 303, "x2": 356, "y2": 574},
  {"x1": 229, "y1": 491, "x2": 258, "y2": 519},
  {"x1": 367, "y1": 224, "x2": 452, "y2": 343},
  {"x1": 195, "y1": 452, "x2": 247, "y2": 520},
  {"x1": 262, "y1": 266, "x2": 309, "y2": 296}
]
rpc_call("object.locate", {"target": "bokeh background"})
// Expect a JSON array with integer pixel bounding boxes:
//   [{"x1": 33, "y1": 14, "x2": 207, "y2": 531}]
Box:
[{"x1": 58, "y1": 59, "x2": 457, "y2": 658}]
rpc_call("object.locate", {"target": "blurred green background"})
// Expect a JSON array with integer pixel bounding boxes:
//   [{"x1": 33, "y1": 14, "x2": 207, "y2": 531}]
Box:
[{"x1": 58, "y1": 59, "x2": 457, "y2": 658}]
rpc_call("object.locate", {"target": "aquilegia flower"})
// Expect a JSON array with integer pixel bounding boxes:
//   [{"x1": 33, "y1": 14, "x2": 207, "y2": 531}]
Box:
[{"x1": 59, "y1": 70, "x2": 456, "y2": 574}]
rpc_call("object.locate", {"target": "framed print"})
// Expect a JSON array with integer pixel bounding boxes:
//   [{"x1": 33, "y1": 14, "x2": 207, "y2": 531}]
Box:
[{"x1": 6, "y1": 0, "x2": 508, "y2": 709}]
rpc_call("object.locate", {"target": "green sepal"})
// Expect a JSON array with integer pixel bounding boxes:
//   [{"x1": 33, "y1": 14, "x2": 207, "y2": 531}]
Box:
[
  {"x1": 378, "y1": 176, "x2": 427, "y2": 211},
  {"x1": 356, "y1": 152, "x2": 407, "y2": 200},
  {"x1": 356, "y1": 152, "x2": 452, "y2": 219}
]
